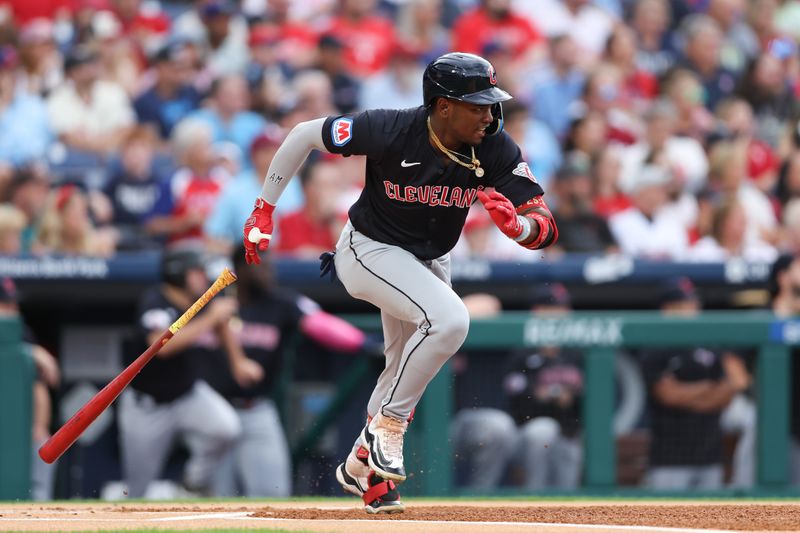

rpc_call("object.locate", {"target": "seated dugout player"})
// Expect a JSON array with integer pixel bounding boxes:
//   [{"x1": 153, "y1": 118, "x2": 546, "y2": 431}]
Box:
[
  {"x1": 0, "y1": 277, "x2": 60, "y2": 500},
  {"x1": 641, "y1": 277, "x2": 751, "y2": 490},
  {"x1": 242, "y1": 52, "x2": 558, "y2": 512},
  {"x1": 199, "y1": 246, "x2": 383, "y2": 497},
  {"x1": 452, "y1": 283, "x2": 583, "y2": 490},
  {"x1": 117, "y1": 248, "x2": 241, "y2": 498}
]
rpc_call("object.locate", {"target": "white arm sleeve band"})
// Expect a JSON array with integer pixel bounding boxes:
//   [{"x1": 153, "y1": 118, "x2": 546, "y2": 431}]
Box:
[{"x1": 259, "y1": 117, "x2": 329, "y2": 205}]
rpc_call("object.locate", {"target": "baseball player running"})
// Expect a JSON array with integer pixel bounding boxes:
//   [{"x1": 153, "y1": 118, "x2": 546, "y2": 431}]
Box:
[{"x1": 243, "y1": 52, "x2": 558, "y2": 512}]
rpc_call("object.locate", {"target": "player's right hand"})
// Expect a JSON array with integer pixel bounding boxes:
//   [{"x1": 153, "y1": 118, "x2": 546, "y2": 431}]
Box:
[{"x1": 243, "y1": 197, "x2": 275, "y2": 265}]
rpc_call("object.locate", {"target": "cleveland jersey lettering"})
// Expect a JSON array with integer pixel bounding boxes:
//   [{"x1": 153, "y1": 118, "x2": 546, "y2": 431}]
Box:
[{"x1": 322, "y1": 107, "x2": 544, "y2": 260}]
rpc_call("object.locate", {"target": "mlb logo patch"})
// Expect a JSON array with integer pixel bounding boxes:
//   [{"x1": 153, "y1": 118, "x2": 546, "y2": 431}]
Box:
[
  {"x1": 512, "y1": 162, "x2": 537, "y2": 183},
  {"x1": 332, "y1": 117, "x2": 353, "y2": 146}
]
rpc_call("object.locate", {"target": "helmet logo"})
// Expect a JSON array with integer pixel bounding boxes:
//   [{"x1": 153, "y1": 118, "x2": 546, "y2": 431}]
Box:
[{"x1": 489, "y1": 66, "x2": 497, "y2": 86}]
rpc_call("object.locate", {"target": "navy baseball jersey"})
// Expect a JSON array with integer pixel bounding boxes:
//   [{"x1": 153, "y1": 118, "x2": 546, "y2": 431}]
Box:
[{"x1": 322, "y1": 107, "x2": 544, "y2": 260}]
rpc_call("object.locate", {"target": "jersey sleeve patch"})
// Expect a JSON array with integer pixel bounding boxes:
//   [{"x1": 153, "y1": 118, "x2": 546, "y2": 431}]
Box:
[
  {"x1": 331, "y1": 117, "x2": 354, "y2": 147},
  {"x1": 512, "y1": 162, "x2": 537, "y2": 183}
]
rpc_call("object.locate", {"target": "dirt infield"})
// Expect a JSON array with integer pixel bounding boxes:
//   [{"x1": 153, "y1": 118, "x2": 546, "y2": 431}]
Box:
[{"x1": 1, "y1": 500, "x2": 799, "y2": 532}]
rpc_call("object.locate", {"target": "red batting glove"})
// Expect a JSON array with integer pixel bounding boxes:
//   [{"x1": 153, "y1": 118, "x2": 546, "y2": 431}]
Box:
[
  {"x1": 476, "y1": 190, "x2": 522, "y2": 239},
  {"x1": 243, "y1": 197, "x2": 275, "y2": 265}
]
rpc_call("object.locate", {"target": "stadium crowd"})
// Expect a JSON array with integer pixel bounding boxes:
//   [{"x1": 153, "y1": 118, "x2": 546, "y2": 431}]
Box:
[
  {"x1": 0, "y1": 0, "x2": 797, "y2": 263},
  {"x1": 2, "y1": 0, "x2": 800, "y2": 499}
]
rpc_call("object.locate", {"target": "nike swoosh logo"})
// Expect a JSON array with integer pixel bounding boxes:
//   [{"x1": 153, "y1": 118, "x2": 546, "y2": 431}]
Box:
[{"x1": 401, "y1": 160, "x2": 421, "y2": 167}]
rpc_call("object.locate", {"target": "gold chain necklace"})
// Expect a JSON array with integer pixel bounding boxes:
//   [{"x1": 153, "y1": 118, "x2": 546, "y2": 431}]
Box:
[{"x1": 426, "y1": 116, "x2": 484, "y2": 177}]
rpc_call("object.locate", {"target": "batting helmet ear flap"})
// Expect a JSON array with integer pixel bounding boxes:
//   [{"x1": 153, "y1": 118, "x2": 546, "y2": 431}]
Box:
[{"x1": 485, "y1": 102, "x2": 504, "y2": 136}]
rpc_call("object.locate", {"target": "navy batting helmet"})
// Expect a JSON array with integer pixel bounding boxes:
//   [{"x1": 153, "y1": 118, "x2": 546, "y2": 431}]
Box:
[
  {"x1": 161, "y1": 248, "x2": 205, "y2": 288},
  {"x1": 423, "y1": 52, "x2": 511, "y2": 135}
]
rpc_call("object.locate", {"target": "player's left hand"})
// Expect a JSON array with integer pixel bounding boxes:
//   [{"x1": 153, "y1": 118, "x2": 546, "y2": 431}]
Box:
[{"x1": 477, "y1": 190, "x2": 522, "y2": 239}]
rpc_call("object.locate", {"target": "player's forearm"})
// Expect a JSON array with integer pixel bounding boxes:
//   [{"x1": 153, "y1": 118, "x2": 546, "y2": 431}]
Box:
[
  {"x1": 515, "y1": 198, "x2": 558, "y2": 250},
  {"x1": 259, "y1": 118, "x2": 328, "y2": 205},
  {"x1": 149, "y1": 314, "x2": 217, "y2": 357},
  {"x1": 300, "y1": 311, "x2": 366, "y2": 353}
]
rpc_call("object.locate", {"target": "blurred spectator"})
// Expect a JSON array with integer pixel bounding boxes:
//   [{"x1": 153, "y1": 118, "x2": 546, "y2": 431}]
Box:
[
  {"x1": 205, "y1": 129, "x2": 293, "y2": 253},
  {"x1": 0, "y1": 204, "x2": 26, "y2": 254},
  {"x1": 188, "y1": 74, "x2": 267, "y2": 162},
  {"x1": 705, "y1": 140, "x2": 778, "y2": 246},
  {"x1": 34, "y1": 183, "x2": 116, "y2": 256},
  {"x1": 778, "y1": 150, "x2": 800, "y2": 209},
  {"x1": 451, "y1": 0, "x2": 543, "y2": 63},
  {"x1": 395, "y1": 0, "x2": 449, "y2": 65},
  {"x1": 604, "y1": 25, "x2": 659, "y2": 112},
  {"x1": 4, "y1": 166, "x2": 50, "y2": 253},
  {"x1": 517, "y1": 0, "x2": 614, "y2": 63},
  {"x1": 549, "y1": 154, "x2": 617, "y2": 254},
  {"x1": 280, "y1": 69, "x2": 336, "y2": 126},
  {"x1": 0, "y1": 276, "x2": 60, "y2": 500},
  {"x1": 773, "y1": 0, "x2": 800, "y2": 42},
  {"x1": 781, "y1": 199, "x2": 800, "y2": 255},
  {"x1": 4, "y1": 0, "x2": 71, "y2": 25},
  {"x1": 148, "y1": 118, "x2": 230, "y2": 247},
  {"x1": 315, "y1": 33, "x2": 360, "y2": 114},
  {"x1": 609, "y1": 164, "x2": 689, "y2": 259},
  {"x1": 46, "y1": 45, "x2": 135, "y2": 157},
  {"x1": 134, "y1": 41, "x2": 202, "y2": 140},
  {"x1": 103, "y1": 125, "x2": 172, "y2": 250},
  {"x1": 360, "y1": 43, "x2": 423, "y2": 111},
  {"x1": 273, "y1": 158, "x2": 344, "y2": 258},
  {"x1": 501, "y1": 100, "x2": 562, "y2": 190},
  {"x1": 736, "y1": 51, "x2": 799, "y2": 149},
  {"x1": 748, "y1": 0, "x2": 780, "y2": 46},
  {"x1": 676, "y1": 14, "x2": 738, "y2": 112},
  {"x1": 256, "y1": 0, "x2": 319, "y2": 70},
  {"x1": 91, "y1": 9, "x2": 140, "y2": 96},
  {"x1": 581, "y1": 63, "x2": 639, "y2": 145},
  {"x1": 563, "y1": 110, "x2": 608, "y2": 164},
  {"x1": 687, "y1": 198, "x2": 777, "y2": 262},
  {"x1": 641, "y1": 277, "x2": 752, "y2": 490},
  {"x1": 0, "y1": 45, "x2": 53, "y2": 169},
  {"x1": 529, "y1": 34, "x2": 585, "y2": 140},
  {"x1": 714, "y1": 97, "x2": 780, "y2": 194},
  {"x1": 592, "y1": 145, "x2": 631, "y2": 219},
  {"x1": 660, "y1": 68, "x2": 715, "y2": 141},
  {"x1": 108, "y1": 0, "x2": 171, "y2": 54},
  {"x1": 65, "y1": 0, "x2": 111, "y2": 50},
  {"x1": 172, "y1": 0, "x2": 249, "y2": 76},
  {"x1": 630, "y1": 0, "x2": 677, "y2": 78},
  {"x1": 618, "y1": 98, "x2": 708, "y2": 195},
  {"x1": 118, "y1": 247, "x2": 241, "y2": 498},
  {"x1": 321, "y1": 0, "x2": 397, "y2": 76},
  {"x1": 707, "y1": 0, "x2": 760, "y2": 76},
  {"x1": 244, "y1": 25, "x2": 290, "y2": 119},
  {"x1": 16, "y1": 17, "x2": 62, "y2": 97},
  {"x1": 452, "y1": 283, "x2": 583, "y2": 490}
]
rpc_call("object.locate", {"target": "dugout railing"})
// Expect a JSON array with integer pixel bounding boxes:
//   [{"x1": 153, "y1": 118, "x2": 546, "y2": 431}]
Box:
[
  {"x1": 338, "y1": 311, "x2": 800, "y2": 497},
  {"x1": 3, "y1": 311, "x2": 800, "y2": 499}
]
